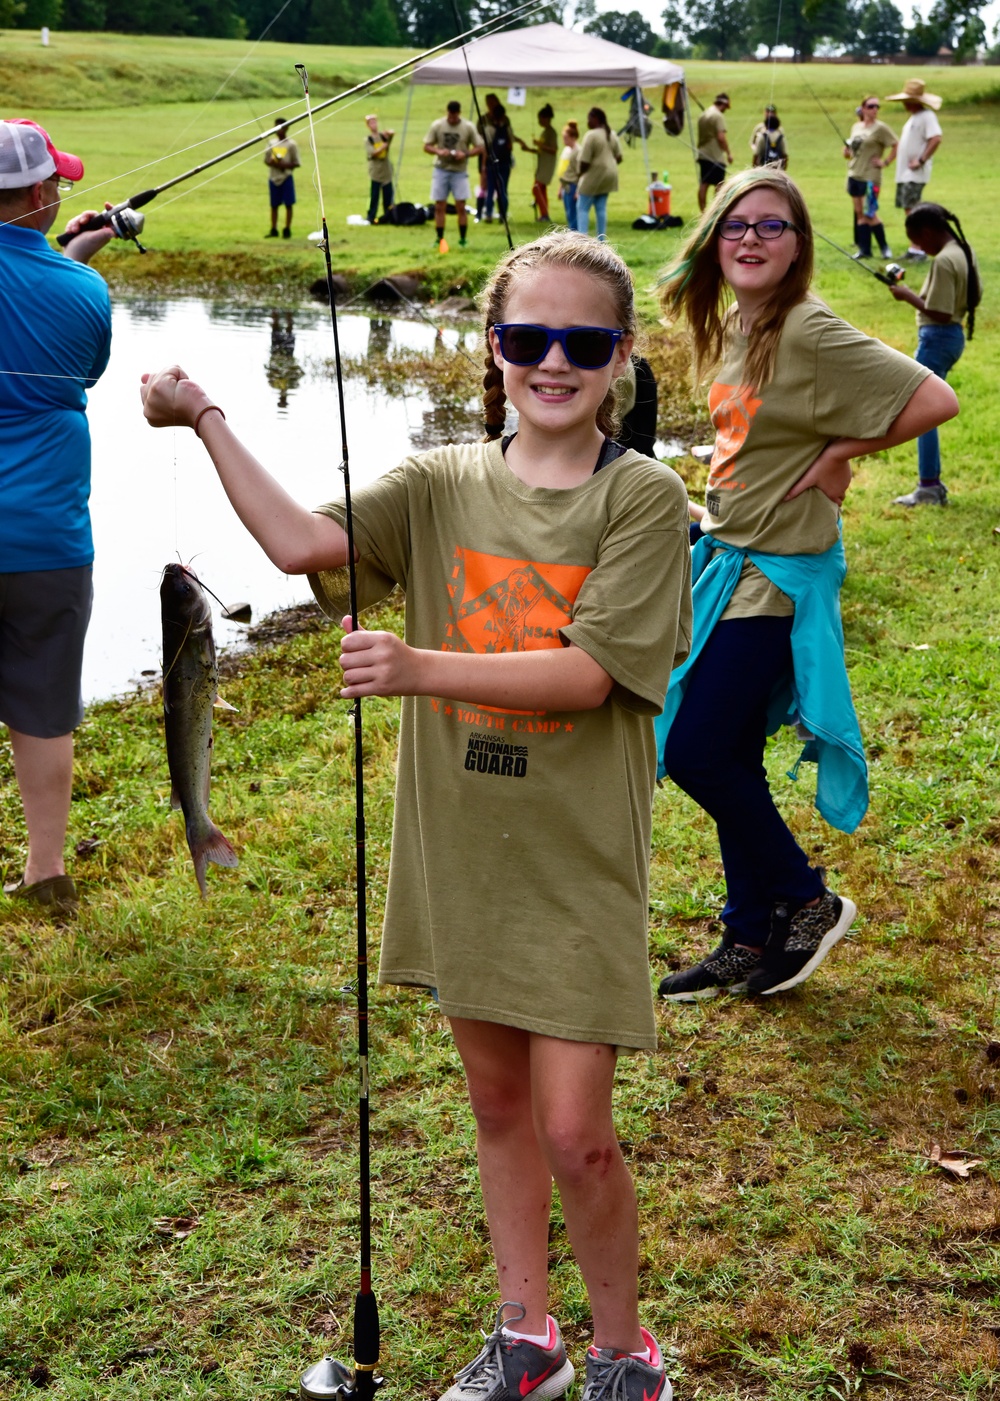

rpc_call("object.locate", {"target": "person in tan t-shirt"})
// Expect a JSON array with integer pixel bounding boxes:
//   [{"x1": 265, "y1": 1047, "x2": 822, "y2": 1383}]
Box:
[
  {"x1": 887, "y1": 201, "x2": 980, "y2": 505},
  {"x1": 843, "y1": 95, "x2": 896, "y2": 259},
  {"x1": 140, "y1": 231, "x2": 691, "y2": 1401},
  {"x1": 655, "y1": 168, "x2": 957, "y2": 1002},
  {"x1": 696, "y1": 93, "x2": 732, "y2": 210}
]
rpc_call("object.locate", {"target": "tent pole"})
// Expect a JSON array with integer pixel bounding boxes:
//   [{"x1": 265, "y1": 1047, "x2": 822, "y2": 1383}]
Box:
[
  {"x1": 395, "y1": 77, "x2": 416, "y2": 202},
  {"x1": 636, "y1": 76, "x2": 652, "y2": 190}
]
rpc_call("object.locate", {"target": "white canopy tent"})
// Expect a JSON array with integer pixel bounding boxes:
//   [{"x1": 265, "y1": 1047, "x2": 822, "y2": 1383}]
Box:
[
  {"x1": 410, "y1": 22, "x2": 684, "y2": 90},
  {"x1": 395, "y1": 22, "x2": 685, "y2": 200}
]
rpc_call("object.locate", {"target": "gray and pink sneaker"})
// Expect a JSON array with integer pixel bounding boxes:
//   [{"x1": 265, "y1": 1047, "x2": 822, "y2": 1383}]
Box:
[
  {"x1": 439, "y1": 1305, "x2": 574, "y2": 1401},
  {"x1": 581, "y1": 1328, "x2": 672, "y2": 1401}
]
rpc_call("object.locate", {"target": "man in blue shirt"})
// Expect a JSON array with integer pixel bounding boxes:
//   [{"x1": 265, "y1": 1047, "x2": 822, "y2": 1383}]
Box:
[{"x1": 0, "y1": 119, "x2": 113, "y2": 915}]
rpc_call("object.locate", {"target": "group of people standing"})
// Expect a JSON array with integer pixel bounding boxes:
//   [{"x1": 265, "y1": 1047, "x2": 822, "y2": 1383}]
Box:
[
  {"x1": 355, "y1": 96, "x2": 628, "y2": 246},
  {"x1": 0, "y1": 92, "x2": 979, "y2": 1401},
  {"x1": 473, "y1": 95, "x2": 626, "y2": 241}
]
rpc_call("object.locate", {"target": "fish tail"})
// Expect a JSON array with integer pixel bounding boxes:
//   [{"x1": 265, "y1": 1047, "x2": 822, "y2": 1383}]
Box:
[{"x1": 189, "y1": 822, "x2": 239, "y2": 897}]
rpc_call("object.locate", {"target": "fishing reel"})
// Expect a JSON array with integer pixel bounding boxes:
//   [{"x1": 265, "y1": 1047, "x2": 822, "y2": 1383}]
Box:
[
  {"x1": 107, "y1": 206, "x2": 147, "y2": 251},
  {"x1": 875, "y1": 262, "x2": 905, "y2": 287},
  {"x1": 300, "y1": 1357, "x2": 385, "y2": 1400},
  {"x1": 56, "y1": 203, "x2": 147, "y2": 252}
]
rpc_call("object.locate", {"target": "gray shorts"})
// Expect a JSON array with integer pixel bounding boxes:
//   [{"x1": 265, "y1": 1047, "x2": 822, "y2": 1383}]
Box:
[
  {"x1": 0, "y1": 566, "x2": 93, "y2": 737},
  {"x1": 895, "y1": 180, "x2": 927, "y2": 210},
  {"x1": 431, "y1": 167, "x2": 470, "y2": 203}
]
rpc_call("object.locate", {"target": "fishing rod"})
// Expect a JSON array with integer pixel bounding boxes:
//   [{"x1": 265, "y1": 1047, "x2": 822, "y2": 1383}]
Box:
[
  {"x1": 57, "y1": 0, "x2": 548, "y2": 249},
  {"x1": 815, "y1": 227, "x2": 905, "y2": 287},
  {"x1": 449, "y1": 0, "x2": 514, "y2": 252},
  {"x1": 294, "y1": 60, "x2": 380, "y2": 1401}
]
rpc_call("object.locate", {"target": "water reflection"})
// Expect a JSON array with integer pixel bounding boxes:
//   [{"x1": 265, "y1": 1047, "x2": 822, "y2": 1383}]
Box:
[{"x1": 265, "y1": 310, "x2": 304, "y2": 411}]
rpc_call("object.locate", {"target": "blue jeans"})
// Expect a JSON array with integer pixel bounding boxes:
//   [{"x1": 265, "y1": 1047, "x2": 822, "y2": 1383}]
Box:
[
  {"x1": 485, "y1": 162, "x2": 510, "y2": 219},
  {"x1": 576, "y1": 191, "x2": 608, "y2": 239},
  {"x1": 914, "y1": 322, "x2": 964, "y2": 483},
  {"x1": 561, "y1": 183, "x2": 577, "y2": 228},
  {"x1": 663, "y1": 615, "x2": 824, "y2": 946}
]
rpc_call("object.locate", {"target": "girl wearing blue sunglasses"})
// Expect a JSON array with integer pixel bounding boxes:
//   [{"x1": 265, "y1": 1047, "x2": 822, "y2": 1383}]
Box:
[{"x1": 141, "y1": 229, "x2": 692, "y2": 1401}]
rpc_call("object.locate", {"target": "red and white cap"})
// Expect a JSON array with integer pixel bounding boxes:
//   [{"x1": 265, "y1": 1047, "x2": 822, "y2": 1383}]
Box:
[{"x1": 0, "y1": 119, "x2": 85, "y2": 189}]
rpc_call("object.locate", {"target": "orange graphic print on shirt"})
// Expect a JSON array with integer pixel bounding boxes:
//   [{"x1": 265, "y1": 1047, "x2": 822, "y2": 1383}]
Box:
[
  {"x1": 707, "y1": 381, "x2": 763, "y2": 492},
  {"x1": 443, "y1": 547, "x2": 591, "y2": 655}
]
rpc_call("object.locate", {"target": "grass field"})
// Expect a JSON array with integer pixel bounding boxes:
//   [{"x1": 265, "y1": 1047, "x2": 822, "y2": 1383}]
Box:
[{"x1": 2, "y1": 29, "x2": 1000, "y2": 1401}]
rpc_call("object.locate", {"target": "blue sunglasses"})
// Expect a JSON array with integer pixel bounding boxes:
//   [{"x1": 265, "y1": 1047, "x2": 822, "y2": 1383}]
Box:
[{"x1": 492, "y1": 323, "x2": 624, "y2": 369}]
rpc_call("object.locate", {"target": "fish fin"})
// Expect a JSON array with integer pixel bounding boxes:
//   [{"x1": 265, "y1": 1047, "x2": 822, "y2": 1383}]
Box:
[
  {"x1": 191, "y1": 824, "x2": 239, "y2": 897},
  {"x1": 214, "y1": 696, "x2": 239, "y2": 712},
  {"x1": 170, "y1": 784, "x2": 182, "y2": 811}
]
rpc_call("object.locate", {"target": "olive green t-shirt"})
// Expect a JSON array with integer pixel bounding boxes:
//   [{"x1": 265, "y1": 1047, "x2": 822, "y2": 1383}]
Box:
[
  {"x1": 697, "y1": 105, "x2": 727, "y2": 164},
  {"x1": 703, "y1": 297, "x2": 929, "y2": 616},
  {"x1": 847, "y1": 119, "x2": 897, "y2": 182},
  {"x1": 365, "y1": 131, "x2": 393, "y2": 185},
  {"x1": 917, "y1": 238, "x2": 979, "y2": 328},
  {"x1": 424, "y1": 116, "x2": 479, "y2": 172},
  {"x1": 310, "y1": 440, "x2": 692, "y2": 1050},
  {"x1": 577, "y1": 127, "x2": 622, "y2": 196}
]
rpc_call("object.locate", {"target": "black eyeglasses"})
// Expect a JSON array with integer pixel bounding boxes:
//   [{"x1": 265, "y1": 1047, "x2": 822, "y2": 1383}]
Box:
[
  {"x1": 864, "y1": 102, "x2": 880, "y2": 110},
  {"x1": 492, "y1": 323, "x2": 624, "y2": 369},
  {"x1": 718, "y1": 218, "x2": 799, "y2": 241}
]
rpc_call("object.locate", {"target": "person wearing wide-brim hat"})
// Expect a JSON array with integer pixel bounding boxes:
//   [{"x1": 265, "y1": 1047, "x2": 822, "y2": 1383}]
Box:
[{"x1": 885, "y1": 78, "x2": 944, "y2": 256}]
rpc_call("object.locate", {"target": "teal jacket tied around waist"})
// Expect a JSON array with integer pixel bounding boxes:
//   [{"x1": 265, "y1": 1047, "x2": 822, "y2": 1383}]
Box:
[{"x1": 654, "y1": 531, "x2": 868, "y2": 834}]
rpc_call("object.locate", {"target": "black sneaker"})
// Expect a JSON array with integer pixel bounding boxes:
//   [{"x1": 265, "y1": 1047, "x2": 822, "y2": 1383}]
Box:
[
  {"x1": 580, "y1": 1330, "x2": 672, "y2": 1401},
  {"x1": 439, "y1": 1305, "x2": 574, "y2": 1401},
  {"x1": 282, "y1": 227, "x2": 292, "y2": 239},
  {"x1": 265, "y1": 229, "x2": 279, "y2": 238},
  {"x1": 658, "y1": 941, "x2": 760, "y2": 1001},
  {"x1": 745, "y1": 890, "x2": 857, "y2": 995}
]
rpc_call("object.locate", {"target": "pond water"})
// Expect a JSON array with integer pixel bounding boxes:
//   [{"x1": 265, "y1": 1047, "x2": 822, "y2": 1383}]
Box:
[{"x1": 84, "y1": 297, "x2": 480, "y2": 702}]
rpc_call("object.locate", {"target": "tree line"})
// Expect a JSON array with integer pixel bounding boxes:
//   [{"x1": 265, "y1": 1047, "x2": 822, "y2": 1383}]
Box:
[{"x1": 0, "y1": 0, "x2": 992, "y2": 61}]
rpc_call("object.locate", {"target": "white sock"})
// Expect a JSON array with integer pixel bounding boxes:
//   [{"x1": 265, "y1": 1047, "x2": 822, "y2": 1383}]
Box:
[{"x1": 503, "y1": 1318, "x2": 554, "y2": 1349}]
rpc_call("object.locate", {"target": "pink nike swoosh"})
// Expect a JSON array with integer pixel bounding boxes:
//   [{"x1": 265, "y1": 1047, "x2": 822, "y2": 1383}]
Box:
[{"x1": 520, "y1": 1363, "x2": 558, "y2": 1397}]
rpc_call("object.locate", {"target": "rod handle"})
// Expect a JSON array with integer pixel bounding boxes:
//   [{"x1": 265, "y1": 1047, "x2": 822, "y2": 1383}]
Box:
[
  {"x1": 56, "y1": 211, "x2": 108, "y2": 246},
  {"x1": 353, "y1": 1288, "x2": 380, "y2": 1370}
]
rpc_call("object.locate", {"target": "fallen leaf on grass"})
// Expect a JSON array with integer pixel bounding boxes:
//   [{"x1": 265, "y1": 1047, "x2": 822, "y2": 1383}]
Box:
[
  {"x1": 928, "y1": 1143, "x2": 985, "y2": 1179},
  {"x1": 48, "y1": 1178, "x2": 70, "y2": 1193},
  {"x1": 153, "y1": 1215, "x2": 199, "y2": 1238}
]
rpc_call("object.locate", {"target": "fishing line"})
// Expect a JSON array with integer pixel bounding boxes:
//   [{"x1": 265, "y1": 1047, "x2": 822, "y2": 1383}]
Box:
[
  {"x1": 768, "y1": 0, "x2": 783, "y2": 110},
  {"x1": 448, "y1": 0, "x2": 514, "y2": 252},
  {"x1": 295, "y1": 58, "x2": 382, "y2": 1401},
  {"x1": 796, "y1": 68, "x2": 849, "y2": 147},
  {"x1": 159, "y1": 0, "x2": 296, "y2": 157}
]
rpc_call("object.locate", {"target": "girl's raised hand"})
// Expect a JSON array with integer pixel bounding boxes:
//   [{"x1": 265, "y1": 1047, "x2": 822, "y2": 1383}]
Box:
[
  {"x1": 340, "y1": 616, "x2": 421, "y2": 698},
  {"x1": 140, "y1": 366, "x2": 214, "y2": 431},
  {"x1": 784, "y1": 440, "x2": 854, "y2": 507}
]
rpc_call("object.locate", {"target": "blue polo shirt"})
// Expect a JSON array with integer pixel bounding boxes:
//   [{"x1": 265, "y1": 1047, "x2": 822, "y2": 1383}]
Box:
[{"x1": 0, "y1": 221, "x2": 112, "y2": 572}]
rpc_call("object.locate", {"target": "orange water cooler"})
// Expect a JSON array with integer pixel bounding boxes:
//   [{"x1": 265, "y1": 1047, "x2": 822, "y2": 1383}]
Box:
[{"x1": 648, "y1": 172, "x2": 671, "y2": 218}]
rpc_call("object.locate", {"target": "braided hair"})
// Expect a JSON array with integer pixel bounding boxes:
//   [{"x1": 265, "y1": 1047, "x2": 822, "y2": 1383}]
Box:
[
  {"x1": 479, "y1": 229, "x2": 637, "y2": 441},
  {"x1": 905, "y1": 202, "x2": 980, "y2": 341}
]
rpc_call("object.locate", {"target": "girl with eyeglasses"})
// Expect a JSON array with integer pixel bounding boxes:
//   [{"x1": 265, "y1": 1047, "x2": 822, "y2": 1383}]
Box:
[
  {"x1": 655, "y1": 168, "x2": 957, "y2": 1003},
  {"x1": 140, "y1": 230, "x2": 691, "y2": 1401},
  {"x1": 844, "y1": 94, "x2": 897, "y2": 259}
]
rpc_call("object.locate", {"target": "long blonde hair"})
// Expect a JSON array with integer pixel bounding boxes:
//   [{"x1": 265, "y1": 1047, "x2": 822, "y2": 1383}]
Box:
[
  {"x1": 657, "y1": 168, "x2": 814, "y2": 394},
  {"x1": 479, "y1": 230, "x2": 637, "y2": 441}
]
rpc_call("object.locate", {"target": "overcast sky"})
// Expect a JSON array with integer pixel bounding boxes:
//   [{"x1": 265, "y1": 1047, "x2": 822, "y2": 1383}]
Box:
[{"x1": 585, "y1": 0, "x2": 1000, "y2": 47}]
